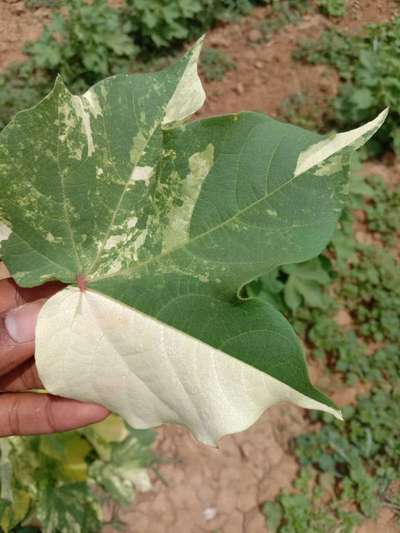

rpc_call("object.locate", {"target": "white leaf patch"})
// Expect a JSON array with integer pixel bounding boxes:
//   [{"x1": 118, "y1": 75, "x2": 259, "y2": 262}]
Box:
[
  {"x1": 294, "y1": 109, "x2": 389, "y2": 177},
  {"x1": 0, "y1": 222, "x2": 11, "y2": 243},
  {"x1": 36, "y1": 287, "x2": 342, "y2": 446},
  {"x1": 129, "y1": 166, "x2": 153, "y2": 186},
  {"x1": 163, "y1": 35, "x2": 206, "y2": 126},
  {"x1": 71, "y1": 95, "x2": 95, "y2": 157}
]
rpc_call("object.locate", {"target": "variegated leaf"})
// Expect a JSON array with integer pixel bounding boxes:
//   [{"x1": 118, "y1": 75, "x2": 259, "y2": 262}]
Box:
[{"x1": 0, "y1": 38, "x2": 387, "y2": 444}]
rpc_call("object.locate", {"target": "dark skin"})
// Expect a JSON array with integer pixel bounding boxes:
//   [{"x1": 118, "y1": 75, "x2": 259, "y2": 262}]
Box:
[{"x1": 0, "y1": 277, "x2": 109, "y2": 436}]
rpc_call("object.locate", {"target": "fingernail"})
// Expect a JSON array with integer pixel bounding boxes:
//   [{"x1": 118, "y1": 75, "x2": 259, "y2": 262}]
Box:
[
  {"x1": 53, "y1": 398, "x2": 109, "y2": 429},
  {"x1": 75, "y1": 403, "x2": 110, "y2": 425},
  {"x1": 4, "y1": 300, "x2": 46, "y2": 343}
]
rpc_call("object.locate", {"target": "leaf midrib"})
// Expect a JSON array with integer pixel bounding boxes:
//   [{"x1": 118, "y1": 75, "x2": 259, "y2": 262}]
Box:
[
  {"x1": 87, "y1": 105, "x2": 159, "y2": 277},
  {"x1": 57, "y1": 104, "x2": 83, "y2": 273},
  {"x1": 88, "y1": 140, "x2": 307, "y2": 284}
]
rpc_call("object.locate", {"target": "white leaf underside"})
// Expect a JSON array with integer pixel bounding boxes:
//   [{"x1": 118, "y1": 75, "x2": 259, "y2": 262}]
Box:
[
  {"x1": 35, "y1": 287, "x2": 341, "y2": 446},
  {"x1": 0, "y1": 222, "x2": 11, "y2": 243}
]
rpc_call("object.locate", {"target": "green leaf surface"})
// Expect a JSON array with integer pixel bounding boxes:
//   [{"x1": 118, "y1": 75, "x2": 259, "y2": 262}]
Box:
[
  {"x1": 282, "y1": 258, "x2": 331, "y2": 311},
  {"x1": 0, "y1": 39, "x2": 387, "y2": 444}
]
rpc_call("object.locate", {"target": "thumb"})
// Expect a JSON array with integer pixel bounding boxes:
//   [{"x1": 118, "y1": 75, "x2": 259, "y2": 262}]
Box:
[
  {"x1": 1, "y1": 299, "x2": 46, "y2": 374},
  {"x1": 4, "y1": 299, "x2": 45, "y2": 343}
]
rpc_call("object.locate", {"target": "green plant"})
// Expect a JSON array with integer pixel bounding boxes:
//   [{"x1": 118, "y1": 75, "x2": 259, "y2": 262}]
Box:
[
  {"x1": 25, "y1": 0, "x2": 136, "y2": 89},
  {"x1": 0, "y1": 68, "x2": 49, "y2": 131},
  {"x1": 263, "y1": 293, "x2": 400, "y2": 530},
  {"x1": 261, "y1": 159, "x2": 400, "y2": 530},
  {"x1": 247, "y1": 256, "x2": 332, "y2": 313},
  {"x1": 200, "y1": 48, "x2": 236, "y2": 81},
  {"x1": 263, "y1": 468, "x2": 362, "y2": 532},
  {"x1": 264, "y1": 347, "x2": 400, "y2": 531},
  {"x1": 124, "y1": 0, "x2": 259, "y2": 50},
  {"x1": 260, "y1": 0, "x2": 310, "y2": 40},
  {"x1": 24, "y1": 0, "x2": 61, "y2": 7},
  {"x1": 124, "y1": 0, "x2": 205, "y2": 49},
  {"x1": 278, "y1": 92, "x2": 326, "y2": 131},
  {"x1": 0, "y1": 416, "x2": 155, "y2": 532},
  {"x1": 0, "y1": 0, "x2": 266, "y2": 132},
  {"x1": 362, "y1": 174, "x2": 400, "y2": 248},
  {"x1": 0, "y1": 41, "x2": 386, "y2": 447},
  {"x1": 340, "y1": 246, "x2": 400, "y2": 343},
  {"x1": 294, "y1": 19, "x2": 400, "y2": 155},
  {"x1": 0, "y1": 0, "x2": 136, "y2": 130},
  {"x1": 316, "y1": 0, "x2": 346, "y2": 17}
]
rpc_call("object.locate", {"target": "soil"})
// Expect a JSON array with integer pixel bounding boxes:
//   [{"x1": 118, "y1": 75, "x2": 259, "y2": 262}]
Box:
[
  {"x1": 199, "y1": 0, "x2": 399, "y2": 121},
  {"x1": 0, "y1": 1, "x2": 399, "y2": 532},
  {"x1": 0, "y1": 1, "x2": 50, "y2": 70},
  {"x1": 105, "y1": 406, "x2": 304, "y2": 533}
]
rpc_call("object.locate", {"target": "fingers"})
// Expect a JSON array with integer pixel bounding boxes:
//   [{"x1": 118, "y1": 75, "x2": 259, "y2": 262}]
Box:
[
  {"x1": 0, "y1": 359, "x2": 42, "y2": 391},
  {"x1": 0, "y1": 393, "x2": 109, "y2": 437},
  {"x1": 0, "y1": 262, "x2": 9, "y2": 281},
  {"x1": 0, "y1": 278, "x2": 64, "y2": 315},
  {"x1": 0, "y1": 279, "x2": 106, "y2": 437},
  {"x1": 0, "y1": 279, "x2": 66, "y2": 374},
  {"x1": 0, "y1": 279, "x2": 23, "y2": 314},
  {"x1": 0, "y1": 299, "x2": 45, "y2": 375}
]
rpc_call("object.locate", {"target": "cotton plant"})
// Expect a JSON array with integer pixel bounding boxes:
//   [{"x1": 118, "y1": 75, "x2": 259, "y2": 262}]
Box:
[
  {"x1": 0, "y1": 415, "x2": 153, "y2": 532},
  {"x1": 0, "y1": 37, "x2": 387, "y2": 446}
]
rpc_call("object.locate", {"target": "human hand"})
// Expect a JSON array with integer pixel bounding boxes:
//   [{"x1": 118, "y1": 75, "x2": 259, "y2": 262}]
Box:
[{"x1": 0, "y1": 276, "x2": 109, "y2": 436}]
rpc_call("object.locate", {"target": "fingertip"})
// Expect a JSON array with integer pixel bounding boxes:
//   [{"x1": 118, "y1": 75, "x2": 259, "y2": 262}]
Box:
[
  {"x1": 73, "y1": 402, "x2": 110, "y2": 426},
  {"x1": 0, "y1": 393, "x2": 111, "y2": 437},
  {"x1": 4, "y1": 299, "x2": 46, "y2": 343},
  {"x1": 49, "y1": 397, "x2": 110, "y2": 430}
]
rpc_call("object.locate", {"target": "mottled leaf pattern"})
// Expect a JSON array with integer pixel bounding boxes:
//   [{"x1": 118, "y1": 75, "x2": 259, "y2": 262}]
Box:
[{"x1": 0, "y1": 38, "x2": 387, "y2": 444}]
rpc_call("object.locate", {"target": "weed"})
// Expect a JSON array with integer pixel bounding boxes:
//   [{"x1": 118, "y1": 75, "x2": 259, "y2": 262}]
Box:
[
  {"x1": 339, "y1": 245, "x2": 400, "y2": 343},
  {"x1": 24, "y1": 0, "x2": 61, "y2": 7},
  {"x1": 260, "y1": 0, "x2": 310, "y2": 41},
  {"x1": 263, "y1": 468, "x2": 362, "y2": 532},
  {"x1": 294, "y1": 19, "x2": 400, "y2": 155},
  {"x1": 0, "y1": 0, "x2": 264, "y2": 131},
  {"x1": 264, "y1": 359, "x2": 400, "y2": 531},
  {"x1": 200, "y1": 48, "x2": 237, "y2": 81},
  {"x1": 123, "y1": 0, "x2": 259, "y2": 51},
  {"x1": 0, "y1": 0, "x2": 136, "y2": 129},
  {"x1": 278, "y1": 91, "x2": 332, "y2": 131},
  {"x1": 316, "y1": 0, "x2": 346, "y2": 17},
  {"x1": 25, "y1": 0, "x2": 136, "y2": 88},
  {"x1": 362, "y1": 174, "x2": 400, "y2": 248},
  {"x1": 259, "y1": 160, "x2": 400, "y2": 530}
]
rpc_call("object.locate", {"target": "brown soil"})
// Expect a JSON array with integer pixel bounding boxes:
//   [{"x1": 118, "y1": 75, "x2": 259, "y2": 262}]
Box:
[
  {"x1": 104, "y1": 406, "x2": 305, "y2": 533},
  {"x1": 200, "y1": 0, "x2": 399, "y2": 121},
  {"x1": 0, "y1": 1, "x2": 50, "y2": 70},
  {"x1": 0, "y1": 1, "x2": 399, "y2": 532}
]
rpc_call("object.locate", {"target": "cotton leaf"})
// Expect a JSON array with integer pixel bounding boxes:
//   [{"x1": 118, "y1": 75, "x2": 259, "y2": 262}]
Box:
[
  {"x1": 0, "y1": 38, "x2": 387, "y2": 445},
  {"x1": 36, "y1": 287, "x2": 342, "y2": 445}
]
